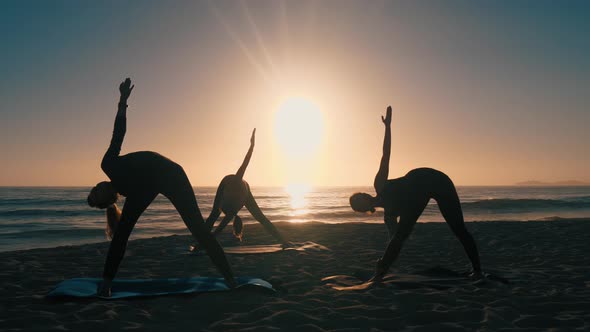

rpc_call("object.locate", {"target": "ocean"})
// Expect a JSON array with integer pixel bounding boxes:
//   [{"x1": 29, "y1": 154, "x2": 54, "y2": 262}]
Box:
[{"x1": 1, "y1": 186, "x2": 589, "y2": 252}]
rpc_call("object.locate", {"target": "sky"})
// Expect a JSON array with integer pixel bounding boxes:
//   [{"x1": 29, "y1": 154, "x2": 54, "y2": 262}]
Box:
[{"x1": 1, "y1": 1, "x2": 589, "y2": 187}]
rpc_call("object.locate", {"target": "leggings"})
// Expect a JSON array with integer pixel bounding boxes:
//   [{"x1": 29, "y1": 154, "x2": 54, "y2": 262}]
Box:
[
  {"x1": 381, "y1": 170, "x2": 481, "y2": 273},
  {"x1": 103, "y1": 164, "x2": 232, "y2": 280}
]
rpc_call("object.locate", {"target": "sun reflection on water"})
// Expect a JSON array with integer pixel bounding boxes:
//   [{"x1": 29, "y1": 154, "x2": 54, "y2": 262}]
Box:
[{"x1": 285, "y1": 184, "x2": 311, "y2": 221}]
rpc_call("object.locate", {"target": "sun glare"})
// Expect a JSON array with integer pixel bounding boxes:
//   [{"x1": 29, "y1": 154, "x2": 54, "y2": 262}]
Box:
[{"x1": 274, "y1": 98, "x2": 324, "y2": 158}]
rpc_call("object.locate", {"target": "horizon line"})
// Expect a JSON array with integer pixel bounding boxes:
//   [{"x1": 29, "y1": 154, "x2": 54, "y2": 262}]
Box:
[{"x1": 1, "y1": 183, "x2": 590, "y2": 188}]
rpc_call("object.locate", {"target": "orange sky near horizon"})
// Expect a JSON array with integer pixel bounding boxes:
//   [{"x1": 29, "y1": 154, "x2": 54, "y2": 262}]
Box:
[{"x1": 1, "y1": 1, "x2": 588, "y2": 187}]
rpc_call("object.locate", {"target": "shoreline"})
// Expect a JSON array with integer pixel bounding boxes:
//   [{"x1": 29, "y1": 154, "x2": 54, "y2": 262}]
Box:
[
  {"x1": 2, "y1": 220, "x2": 589, "y2": 330},
  {"x1": 2, "y1": 218, "x2": 589, "y2": 255}
]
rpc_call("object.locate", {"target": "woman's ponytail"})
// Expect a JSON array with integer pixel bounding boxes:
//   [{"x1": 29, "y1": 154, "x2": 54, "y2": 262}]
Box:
[
  {"x1": 232, "y1": 215, "x2": 244, "y2": 242},
  {"x1": 105, "y1": 204, "x2": 122, "y2": 240}
]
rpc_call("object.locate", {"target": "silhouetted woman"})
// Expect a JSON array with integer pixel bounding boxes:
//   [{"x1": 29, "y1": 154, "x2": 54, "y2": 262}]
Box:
[
  {"x1": 87, "y1": 78, "x2": 236, "y2": 296},
  {"x1": 349, "y1": 106, "x2": 482, "y2": 281},
  {"x1": 195, "y1": 129, "x2": 288, "y2": 248}
]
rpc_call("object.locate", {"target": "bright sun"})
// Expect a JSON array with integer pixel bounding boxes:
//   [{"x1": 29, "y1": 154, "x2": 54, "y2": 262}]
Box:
[{"x1": 274, "y1": 97, "x2": 324, "y2": 158}]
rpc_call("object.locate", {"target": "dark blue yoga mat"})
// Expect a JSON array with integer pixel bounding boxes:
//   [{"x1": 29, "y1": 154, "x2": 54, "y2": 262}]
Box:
[{"x1": 47, "y1": 276, "x2": 274, "y2": 299}]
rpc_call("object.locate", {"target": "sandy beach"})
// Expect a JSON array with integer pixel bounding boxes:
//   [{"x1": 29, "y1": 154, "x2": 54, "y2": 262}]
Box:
[{"x1": 1, "y1": 220, "x2": 589, "y2": 331}]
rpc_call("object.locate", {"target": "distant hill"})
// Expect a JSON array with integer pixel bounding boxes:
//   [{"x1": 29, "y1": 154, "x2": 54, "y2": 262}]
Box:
[{"x1": 515, "y1": 180, "x2": 590, "y2": 186}]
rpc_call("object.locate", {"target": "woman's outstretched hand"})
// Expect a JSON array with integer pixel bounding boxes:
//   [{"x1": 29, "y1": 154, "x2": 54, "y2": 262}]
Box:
[
  {"x1": 119, "y1": 78, "x2": 134, "y2": 102},
  {"x1": 97, "y1": 278, "x2": 112, "y2": 297},
  {"x1": 368, "y1": 258, "x2": 386, "y2": 283},
  {"x1": 281, "y1": 241, "x2": 295, "y2": 249},
  {"x1": 226, "y1": 276, "x2": 237, "y2": 289},
  {"x1": 381, "y1": 106, "x2": 392, "y2": 126},
  {"x1": 250, "y1": 128, "x2": 256, "y2": 146}
]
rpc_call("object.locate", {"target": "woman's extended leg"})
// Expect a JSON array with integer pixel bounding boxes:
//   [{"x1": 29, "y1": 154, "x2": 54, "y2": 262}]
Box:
[
  {"x1": 436, "y1": 181, "x2": 481, "y2": 273},
  {"x1": 245, "y1": 190, "x2": 287, "y2": 245},
  {"x1": 163, "y1": 168, "x2": 235, "y2": 285}
]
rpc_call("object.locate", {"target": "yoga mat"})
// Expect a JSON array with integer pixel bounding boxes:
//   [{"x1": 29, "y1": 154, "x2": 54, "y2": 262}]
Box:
[
  {"x1": 47, "y1": 276, "x2": 274, "y2": 299},
  {"x1": 323, "y1": 266, "x2": 508, "y2": 291},
  {"x1": 190, "y1": 241, "x2": 330, "y2": 254}
]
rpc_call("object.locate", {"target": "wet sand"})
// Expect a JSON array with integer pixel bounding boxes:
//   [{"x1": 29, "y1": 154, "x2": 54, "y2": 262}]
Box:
[{"x1": 1, "y1": 220, "x2": 589, "y2": 331}]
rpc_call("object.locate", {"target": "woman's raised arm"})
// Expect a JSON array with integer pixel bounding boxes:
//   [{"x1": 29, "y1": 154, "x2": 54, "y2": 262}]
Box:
[
  {"x1": 236, "y1": 128, "x2": 256, "y2": 180},
  {"x1": 373, "y1": 106, "x2": 392, "y2": 194},
  {"x1": 102, "y1": 78, "x2": 134, "y2": 167}
]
